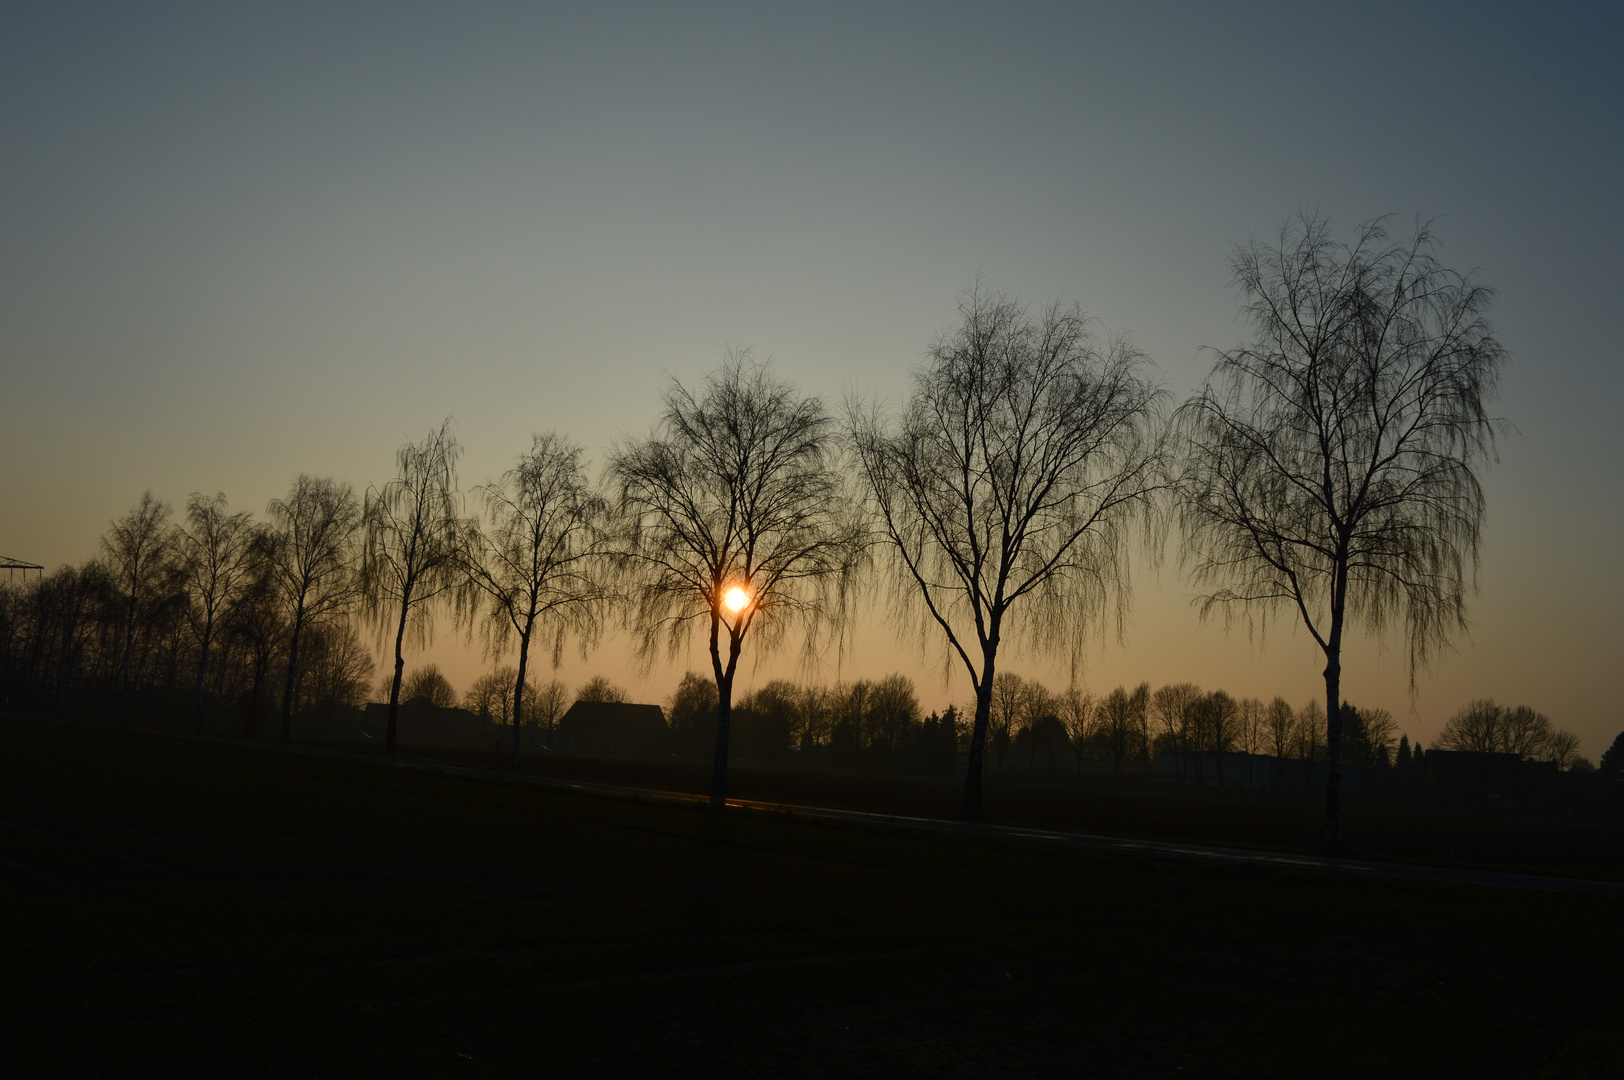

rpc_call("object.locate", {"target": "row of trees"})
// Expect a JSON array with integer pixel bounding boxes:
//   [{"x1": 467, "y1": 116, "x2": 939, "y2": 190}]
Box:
[{"x1": 2, "y1": 212, "x2": 1515, "y2": 846}]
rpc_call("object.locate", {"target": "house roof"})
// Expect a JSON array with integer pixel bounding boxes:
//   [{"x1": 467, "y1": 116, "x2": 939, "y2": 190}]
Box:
[{"x1": 560, "y1": 701, "x2": 666, "y2": 726}]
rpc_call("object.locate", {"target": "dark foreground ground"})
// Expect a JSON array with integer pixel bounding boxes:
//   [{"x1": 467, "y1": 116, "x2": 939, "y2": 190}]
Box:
[{"x1": 2, "y1": 718, "x2": 1620, "y2": 1078}]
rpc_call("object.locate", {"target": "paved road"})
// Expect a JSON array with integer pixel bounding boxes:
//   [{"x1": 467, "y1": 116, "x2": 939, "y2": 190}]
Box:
[{"x1": 239, "y1": 737, "x2": 1624, "y2": 898}]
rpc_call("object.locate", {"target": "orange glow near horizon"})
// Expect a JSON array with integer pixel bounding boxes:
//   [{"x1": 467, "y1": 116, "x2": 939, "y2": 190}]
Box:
[{"x1": 723, "y1": 585, "x2": 751, "y2": 614}]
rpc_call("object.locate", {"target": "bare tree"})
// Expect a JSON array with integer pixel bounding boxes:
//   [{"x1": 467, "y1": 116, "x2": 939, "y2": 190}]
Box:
[
  {"x1": 1199, "y1": 690, "x2": 1239, "y2": 788},
  {"x1": 611, "y1": 354, "x2": 863, "y2": 804},
  {"x1": 1435, "y1": 699, "x2": 1576, "y2": 763},
  {"x1": 101, "y1": 492, "x2": 176, "y2": 721},
  {"x1": 267, "y1": 475, "x2": 362, "y2": 742},
  {"x1": 1097, "y1": 683, "x2": 1150, "y2": 782},
  {"x1": 300, "y1": 619, "x2": 376, "y2": 714},
  {"x1": 530, "y1": 678, "x2": 569, "y2": 742},
  {"x1": 1150, "y1": 682, "x2": 1202, "y2": 784},
  {"x1": 463, "y1": 433, "x2": 609, "y2": 766},
  {"x1": 1294, "y1": 699, "x2": 1326, "y2": 797},
  {"x1": 401, "y1": 663, "x2": 456, "y2": 708},
  {"x1": 175, "y1": 492, "x2": 260, "y2": 732},
  {"x1": 575, "y1": 675, "x2": 628, "y2": 703},
  {"x1": 464, "y1": 667, "x2": 518, "y2": 724},
  {"x1": 1237, "y1": 697, "x2": 1266, "y2": 791},
  {"x1": 667, "y1": 671, "x2": 720, "y2": 760},
  {"x1": 1176, "y1": 213, "x2": 1506, "y2": 847},
  {"x1": 988, "y1": 671, "x2": 1029, "y2": 772},
  {"x1": 227, "y1": 554, "x2": 282, "y2": 739},
  {"x1": 1545, "y1": 729, "x2": 1581, "y2": 771},
  {"x1": 851, "y1": 288, "x2": 1166, "y2": 818},
  {"x1": 1265, "y1": 696, "x2": 1295, "y2": 793},
  {"x1": 1057, "y1": 686, "x2": 1092, "y2": 775},
  {"x1": 362, "y1": 421, "x2": 465, "y2": 755}
]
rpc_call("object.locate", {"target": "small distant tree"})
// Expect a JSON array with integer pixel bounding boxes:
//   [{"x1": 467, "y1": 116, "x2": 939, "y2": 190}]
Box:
[
  {"x1": 1098, "y1": 683, "x2": 1149, "y2": 781},
  {"x1": 530, "y1": 679, "x2": 569, "y2": 741},
  {"x1": 1265, "y1": 697, "x2": 1295, "y2": 792},
  {"x1": 464, "y1": 666, "x2": 519, "y2": 723},
  {"x1": 267, "y1": 475, "x2": 362, "y2": 742},
  {"x1": 851, "y1": 287, "x2": 1166, "y2": 819},
  {"x1": 1294, "y1": 699, "x2": 1325, "y2": 796},
  {"x1": 300, "y1": 619, "x2": 376, "y2": 713},
  {"x1": 227, "y1": 560, "x2": 282, "y2": 739},
  {"x1": 1058, "y1": 687, "x2": 1093, "y2": 775},
  {"x1": 1197, "y1": 690, "x2": 1239, "y2": 787},
  {"x1": 174, "y1": 492, "x2": 260, "y2": 732},
  {"x1": 1150, "y1": 682, "x2": 1202, "y2": 783},
  {"x1": 667, "y1": 671, "x2": 720, "y2": 760},
  {"x1": 1598, "y1": 732, "x2": 1624, "y2": 777},
  {"x1": 1544, "y1": 729, "x2": 1581, "y2": 771},
  {"x1": 576, "y1": 675, "x2": 628, "y2": 703},
  {"x1": 988, "y1": 672, "x2": 1029, "y2": 772},
  {"x1": 464, "y1": 433, "x2": 609, "y2": 767},
  {"x1": 1237, "y1": 697, "x2": 1266, "y2": 790},
  {"x1": 1434, "y1": 699, "x2": 1575, "y2": 763},
  {"x1": 1176, "y1": 213, "x2": 1506, "y2": 847},
  {"x1": 612, "y1": 355, "x2": 863, "y2": 804},
  {"x1": 401, "y1": 663, "x2": 456, "y2": 708},
  {"x1": 101, "y1": 492, "x2": 176, "y2": 721},
  {"x1": 866, "y1": 673, "x2": 921, "y2": 755}
]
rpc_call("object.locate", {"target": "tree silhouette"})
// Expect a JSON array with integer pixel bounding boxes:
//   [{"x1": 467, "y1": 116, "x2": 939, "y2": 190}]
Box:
[
  {"x1": 851, "y1": 288, "x2": 1165, "y2": 818},
  {"x1": 401, "y1": 663, "x2": 456, "y2": 708},
  {"x1": 611, "y1": 354, "x2": 863, "y2": 804},
  {"x1": 175, "y1": 492, "x2": 260, "y2": 733},
  {"x1": 463, "y1": 433, "x2": 609, "y2": 766},
  {"x1": 100, "y1": 492, "x2": 176, "y2": 722},
  {"x1": 1434, "y1": 699, "x2": 1578, "y2": 763},
  {"x1": 1599, "y1": 732, "x2": 1624, "y2": 776},
  {"x1": 362, "y1": 421, "x2": 465, "y2": 755},
  {"x1": 267, "y1": 475, "x2": 362, "y2": 742},
  {"x1": 575, "y1": 675, "x2": 628, "y2": 703},
  {"x1": 1176, "y1": 213, "x2": 1506, "y2": 847},
  {"x1": 1150, "y1": 682, "x2": 1202, "y2": 784}
]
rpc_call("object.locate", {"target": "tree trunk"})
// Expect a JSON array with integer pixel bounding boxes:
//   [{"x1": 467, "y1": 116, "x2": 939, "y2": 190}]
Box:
[
  {"x1": 192, "y1": 625, "x2": 213, "y2": 735},
  {"x1": 280, "y1": 614, "x2": 304, "y2": 744},
  {"x1": 960, "y1": 652, "x2": 995, "y2": 820},
  {"x1": 1323, "y1": 649, "x2": 1344, "y2": 849},
  {"x1": 385, "y1": 599, "x2": 409, "y2": 755},
  {"x1": 246, "y1": 649, "x2": 266, "y2": 739},
  {"x1": 708, "y1": 611, "x2": 742, "y2": 806},
  {"x1": 117, "y1": 610, "x2": 136, "y2": 724},
  {"x1": 511, "y1": 624, "x2": 532, "y2": 768}
]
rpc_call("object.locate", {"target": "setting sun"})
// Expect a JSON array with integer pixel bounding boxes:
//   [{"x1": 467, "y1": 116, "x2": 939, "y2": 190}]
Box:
[{"x1": 723, "y1": 585, "x2": 751, "y2": 613}]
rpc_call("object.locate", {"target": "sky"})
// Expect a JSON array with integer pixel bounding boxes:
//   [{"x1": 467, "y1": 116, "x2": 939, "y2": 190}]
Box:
[{"x1": 3, "y1": 2, "x2": 1621, "y2": 754}]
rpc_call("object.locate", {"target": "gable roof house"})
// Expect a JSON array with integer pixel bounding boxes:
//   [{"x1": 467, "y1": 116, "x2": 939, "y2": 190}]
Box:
[{"x1": 555, "y1": 701, "x2": 670, "y2": 758}]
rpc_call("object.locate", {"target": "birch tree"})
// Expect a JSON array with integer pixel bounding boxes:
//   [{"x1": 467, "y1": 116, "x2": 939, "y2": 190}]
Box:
[
  {"x1": 1176, "y1": 212, "x2": 1505, "y2": 847},
  {"x1": 362, "y1": 421, "x2": 465, "y2": 755},
  {"x1": 101, "y1": 492, "x2": 176, "y2": 721},
  {"x1": 267, "y1": 475, "x2": 361, "y2": 743},
  {"x1": 851, "y1": 288, "x2": 1166, "y2": 818},
  {"x1": 611, "y1": 354, "x2": 863, "y2": 804},
  {"x1": 175, "y1": 492, "x2": 260, "y2": 732},
  {"x1": 463, "y1": 433, "x2": 609, "y2": 766}
]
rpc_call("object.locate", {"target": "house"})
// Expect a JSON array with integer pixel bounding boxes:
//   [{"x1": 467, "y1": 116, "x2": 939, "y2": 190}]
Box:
[
  {"x1": 353, "y1": 697, "x2": 504, "y2": 751},
  {"x1": 555, "y1": 701, "x2": 669, "y2": 758}
]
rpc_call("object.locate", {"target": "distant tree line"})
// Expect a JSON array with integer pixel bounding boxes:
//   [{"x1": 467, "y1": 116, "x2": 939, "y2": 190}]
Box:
[{"x1": 5, "y1": 211, "x2": 1611, "y2": 837}]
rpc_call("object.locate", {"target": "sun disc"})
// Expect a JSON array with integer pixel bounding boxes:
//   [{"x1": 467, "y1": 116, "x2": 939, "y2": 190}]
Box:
[{"x1": 723, "y1": 586, "x2": 750, "y2": 613}]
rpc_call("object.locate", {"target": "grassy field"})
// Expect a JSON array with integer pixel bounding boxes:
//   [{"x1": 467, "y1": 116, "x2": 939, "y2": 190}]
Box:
[
  {"x1": 316, "y1": 736, "x2": 1624, "y2": 881},
  {"x1": 2, "y1": 718, "x2": 1621, "y2": 1077}
]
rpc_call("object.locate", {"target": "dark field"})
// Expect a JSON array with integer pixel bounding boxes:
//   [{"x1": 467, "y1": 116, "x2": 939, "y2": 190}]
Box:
[
  {"x1": 2, "y1": 719, "x2": 1621, "y2": 1078},
  {"x1": 381, "y1": 743, "x2": 1624, "y2": 882}
]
